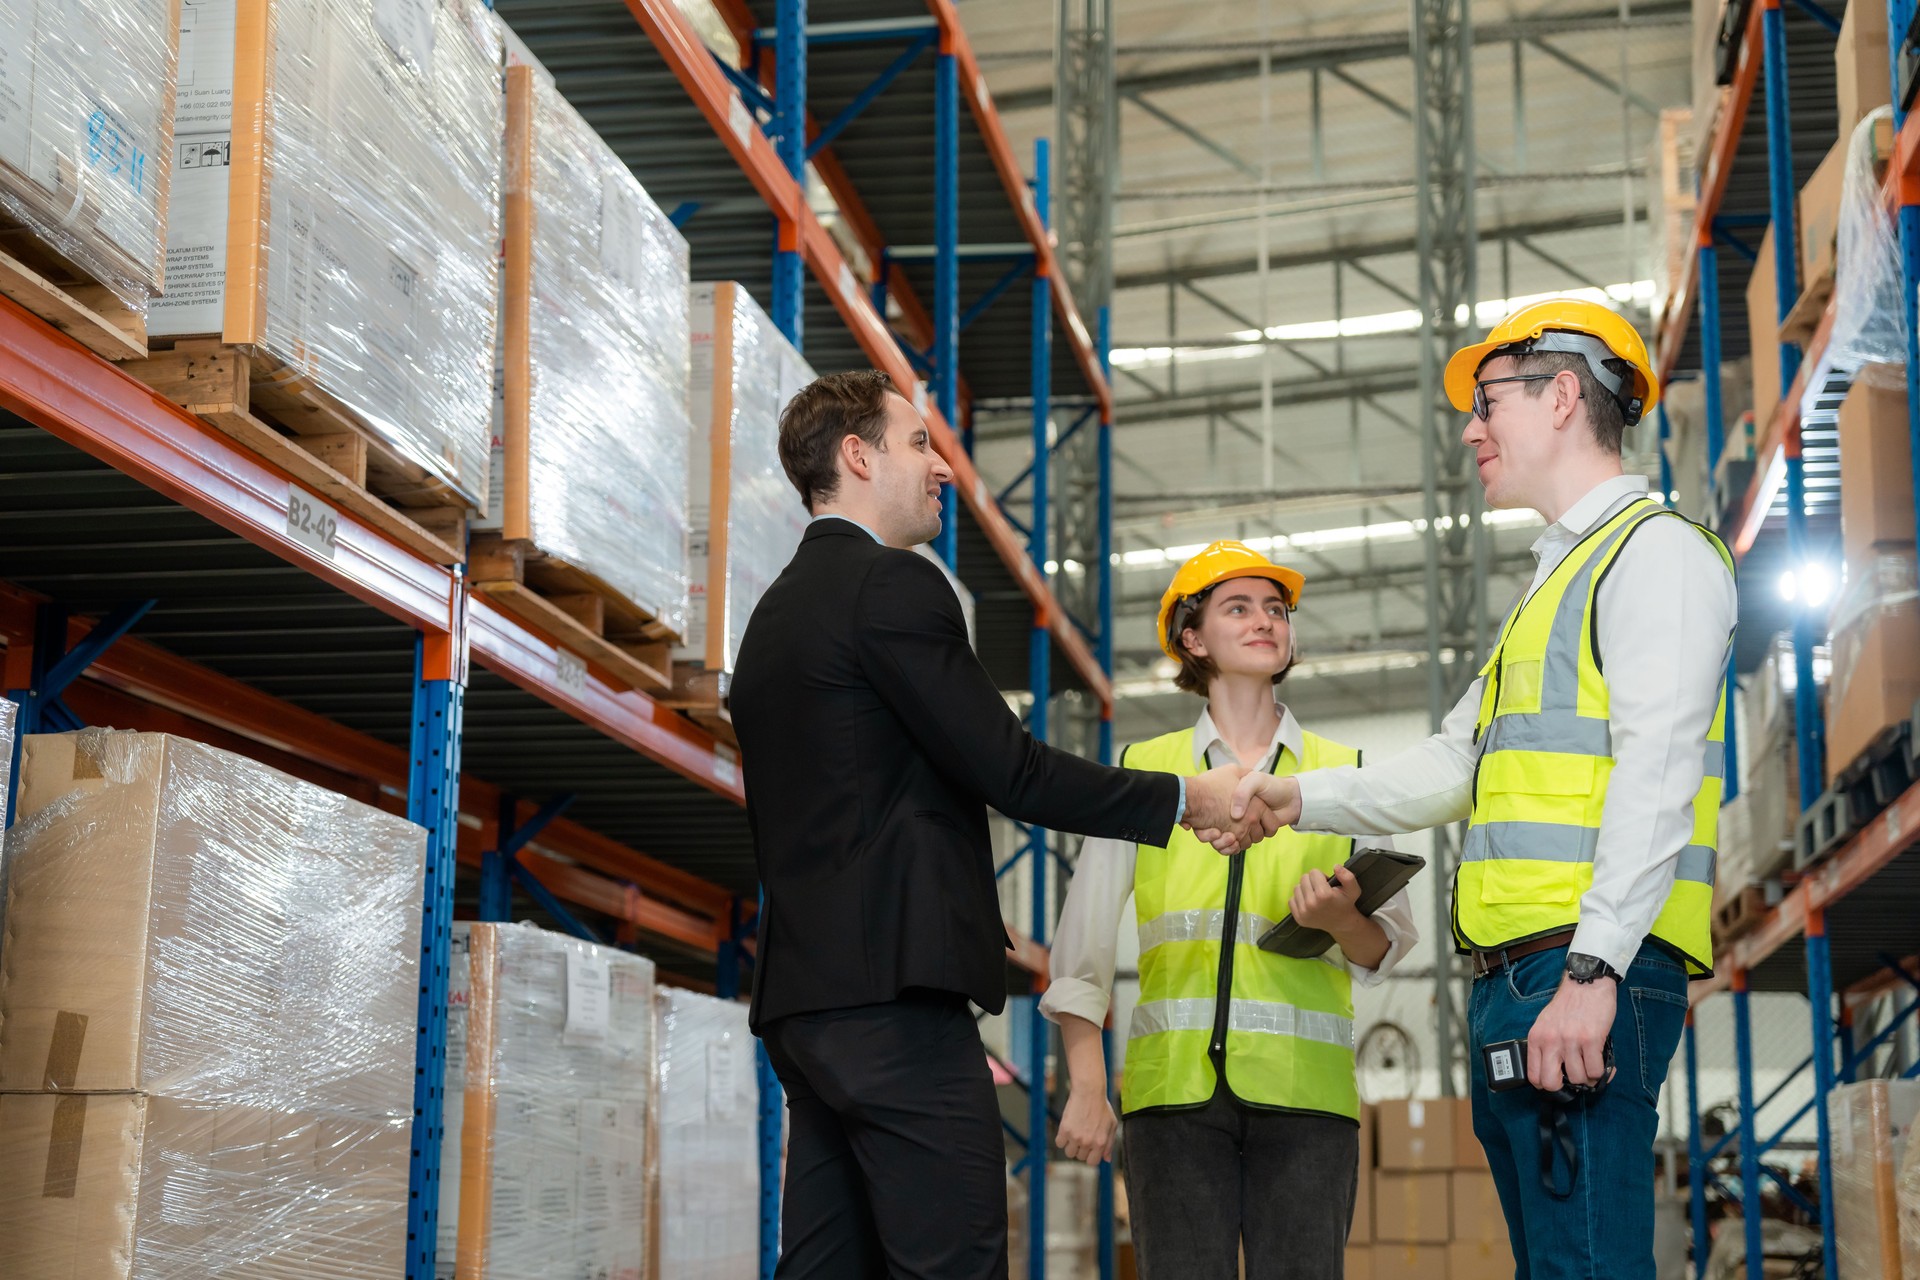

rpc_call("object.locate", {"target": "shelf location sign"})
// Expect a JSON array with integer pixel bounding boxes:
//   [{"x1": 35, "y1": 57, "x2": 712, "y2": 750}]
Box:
[{"x1": 285, "y1": 485, "x2": 338, "y2": 559}]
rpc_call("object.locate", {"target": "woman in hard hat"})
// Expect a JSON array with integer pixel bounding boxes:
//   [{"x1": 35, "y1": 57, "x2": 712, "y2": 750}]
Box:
[{"x1": 1039, "y1": 540, "x2": 1419, "y2": 1280}]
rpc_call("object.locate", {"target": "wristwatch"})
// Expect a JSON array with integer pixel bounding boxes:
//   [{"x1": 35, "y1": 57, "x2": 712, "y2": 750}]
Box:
[{"x1": 1566, "y1": 952, "x2": 1622, "y2": 985}]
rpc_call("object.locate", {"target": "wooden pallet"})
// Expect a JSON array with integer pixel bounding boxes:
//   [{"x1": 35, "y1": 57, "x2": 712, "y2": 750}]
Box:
[
  {"x1": 0, "y1": 228, "x2": 147, "y2": 361},
  {"x1": 1713, "y1": 885, "x2": 1769, "y2": 944},
  {"x1": 661, "y1": 662, "x2": 735, "y2": 746},
  {"x1": 122, "y1": 340, "x2": 469, "y2": 565},
  {"x1": 469, "y1": 534, "x2": 675, "y2": 697}
]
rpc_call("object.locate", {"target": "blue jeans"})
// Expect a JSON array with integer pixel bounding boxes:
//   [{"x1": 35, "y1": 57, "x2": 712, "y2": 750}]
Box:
[{"x1": 1467, "y1": 942, "x2": 1690, "y2": 1280}]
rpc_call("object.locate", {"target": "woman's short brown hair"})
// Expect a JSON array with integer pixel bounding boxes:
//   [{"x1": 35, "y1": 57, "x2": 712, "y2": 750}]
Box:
[
  {"x1": 778, "y1": 369, "x2": 896, "y2": 509},
  {"x1": 1169, "y1": 584, "x2": 1294, "y2": 695}
]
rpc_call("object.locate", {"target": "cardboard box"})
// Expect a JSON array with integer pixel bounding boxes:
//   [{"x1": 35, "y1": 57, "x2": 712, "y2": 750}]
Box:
[
  {"x1": 1450, "y1": 1237, "x2": 1518, "y2": 1280},
  {"x1": 1374, "y1": 1171, "x2": 1451, "y2": 1244},
  {"x1": 448, "y1": 923, "x2": 656, "y2": 1280},
  {"x1": 1799, "y1": 139, "x2": 1848, "y2": 290},
  {"x1": 1376, "y1": 1099, "x2": 1456, "y2": 1171},
  {"x1": 1830, "y1": 1080, "x2": 1920, "y2": 1280},
  {"x1": 1746, "y1": 225, "x2": 1784, "y2": 432},
  {"x1": 1824, "y1": 549, "x2": 1920, "y2": 781},
  {"x1": 653, "y1": 989, "x2": 760, "y2": 1279},
  {"x1": 1836, "y1": 0, "x2": 1892, "y2": 132},
  {"x1": 146, "y1": 0, "x2": 504, "y2": 509},
  {"x1": 679, "y1": 280, "x2": 817, "y2": 681},
  {"x1": 1370, "y1": 1242, "x2": 1448, "y2": 1280},
  {"x1": 1452, "y1": 1170, "x2": 1503, "y2": 1242},
  {"x1": 1343, "y1": 1245, "x2": 1373, "y2": 1280},
  {"x1": 1450, "y1": 1098, "x2": 1486, "y2": 1168},
  {"x1": 0, "y1": 0, "x2": 178, "y2": 304},
  {"x1": 1837, "y1": 370, "x2": 1916, "y2": 565},
  {"x1": 486, "y1": 64, "x2": 694, "y2": 640},
  {"x1": 1899, "y1": 1082, "x2": 1920, "y2": 1278},
  {"x1": 1351, "y1": 1104, "x2": 1374, "y2": 1243},
  {"x1": 0, "y1": 730, "x2": 424, "y2": 1112},
  {"x1": 0, "y1": 1092, "x2": 409, "y2": 1280}
]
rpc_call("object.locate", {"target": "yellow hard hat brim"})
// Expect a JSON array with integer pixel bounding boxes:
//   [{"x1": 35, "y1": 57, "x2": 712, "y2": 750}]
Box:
[
  {"x1": 1443, "y1": 319, "x2": 1663, "y2": 417},
  {"x1": 1156, "y1": 565, "x2": 1306, "y2": 660}
]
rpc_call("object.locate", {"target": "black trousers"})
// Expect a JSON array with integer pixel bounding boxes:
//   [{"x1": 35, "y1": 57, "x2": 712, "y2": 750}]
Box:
[
  {"x1": 760, "y1": 990, "x2": 1010, "y2": 1280},
  {"x1": 1122, "y1": 1090, "x2": 1358, "y2": 1280}
]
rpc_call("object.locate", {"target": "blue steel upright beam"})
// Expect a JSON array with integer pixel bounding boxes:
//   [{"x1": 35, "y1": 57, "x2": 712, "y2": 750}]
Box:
[
  {"x1": 1025, "y1": 135, "x2": 1054, "y2": 1280},
  {"x1": 1698, "y1": 243, "x2": 1726, "y2": 474},
  {"x1": 932, "y1": 30, "x2": 960, "y2": 570},
  {"x1": 764, "y1": 7, "x2": 805, "y2": 1271},
  {"x1": 1096, "y1": 304, "x2": 1117, "y2": 1280},
  {"x1": 1733, "y1": 972, "x2": 1763, "y2": 1280},
  {"x1": 1807, "y1": 910, "x2": 1839, "y2": 1280},
  {"x1": 1760, "y1": 0, "x2": 1827, "y2": 796},
  {"x1": 1685, "y1": 1015, "x2": 1709, "y2": 1280},
  {"x1": 1897, "y1": 0, "x2": 1920, "y2": 635},
  {"x1": 406, "y1": 626, "x2": 466, "y2": 1280}
]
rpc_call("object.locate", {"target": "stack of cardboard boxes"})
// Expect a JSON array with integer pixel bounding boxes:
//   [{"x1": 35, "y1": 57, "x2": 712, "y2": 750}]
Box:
[
  {"x1": 1826, "y1": 370, "x2": 1920, "y2": 781},
  {"x1": 1830, "y1": 1080, "x2": 1920, "y2": 1280},
  {"x1": 1347, "y1": 1098, "x2": 1509, "y2": 1280}
]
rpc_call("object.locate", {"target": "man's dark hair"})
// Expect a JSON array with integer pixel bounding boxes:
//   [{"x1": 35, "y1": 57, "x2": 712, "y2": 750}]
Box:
[
  {"x1": 778, "y1": 370, "x2": 897, "y2": 509},
  {"x1": 1170, "y1": 585, "x2": 1295, "y2": 695},
  {"x1": 1510, "y1": 351, "x2": 1631, "y2": 456}
]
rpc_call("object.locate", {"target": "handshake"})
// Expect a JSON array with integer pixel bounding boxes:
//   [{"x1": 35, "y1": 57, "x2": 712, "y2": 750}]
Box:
[{"x1": 1179, "y1": 765, "x2": 1304, "y2": 854}]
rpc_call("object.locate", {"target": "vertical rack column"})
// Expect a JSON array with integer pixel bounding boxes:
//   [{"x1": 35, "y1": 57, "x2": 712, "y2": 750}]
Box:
[
  {"x1": 406, "y1": 620, "x2": 468, "y2": 1280},
  {"x1": 1095, "y1": 304, "x2": 1116, "y2": 1280},
  {"x1": 1806, "y1": 909, "x2": 1839, "y2": 1279},
  {"x1": 932, "y1": 24, "x2": 961, "y2": 570},
  {"x1": 1733, "y1": 970, "x2": 1763, "y2": 1280}
]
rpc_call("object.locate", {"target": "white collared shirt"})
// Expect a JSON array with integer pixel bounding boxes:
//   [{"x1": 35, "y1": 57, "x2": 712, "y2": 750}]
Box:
[
  {"x1": 1038, "y1": 701, "x2": 1419, "y2": 1030},
  {"x1": 1294, "y1": 473, "x2": 1738, "y2": 975}
]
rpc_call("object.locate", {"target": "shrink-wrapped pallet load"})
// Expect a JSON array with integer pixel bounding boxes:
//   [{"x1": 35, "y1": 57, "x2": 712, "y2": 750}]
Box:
[
  {"x1": 0, "y1": 728, "x2": 426, "y2": 1279},
  {"x1": 0, "y1": 0, "x2": 178, "y2": 356},
  {"x1": 653, "y1": 987, "x2": 760, "y2": 1279},
  {"x1": 444, "y1": 922, "x2": 656, "y2": 1280},
  {"x1": 145, "y1": 0, "x2": 503, "y2": 512},
  {"x1": 678, "y1": 281, "x2": 815, "y2": 699},
  {"x1": 482, "y1": 64, "x2": 693, "y2": 643},
  {"x1": 1830, "y1": 1080, "x2": 1920, "y2": 1280}
]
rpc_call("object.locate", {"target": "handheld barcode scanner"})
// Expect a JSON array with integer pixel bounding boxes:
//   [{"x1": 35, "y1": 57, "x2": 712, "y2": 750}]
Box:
[{"x1": 1481, "y1": 1036, "x2": 1615, "y2": 1095}]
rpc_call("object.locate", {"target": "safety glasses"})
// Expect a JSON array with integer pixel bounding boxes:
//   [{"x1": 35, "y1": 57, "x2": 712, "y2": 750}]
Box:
[{"x1": 1471, "y1": 374, "x2": 1560, "y2": 422}]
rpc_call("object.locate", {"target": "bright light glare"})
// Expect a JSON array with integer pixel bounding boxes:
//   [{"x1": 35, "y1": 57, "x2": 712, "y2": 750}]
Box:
[{"x1": 1777, "y1": 565, "x2": 1834, "y2": 606}]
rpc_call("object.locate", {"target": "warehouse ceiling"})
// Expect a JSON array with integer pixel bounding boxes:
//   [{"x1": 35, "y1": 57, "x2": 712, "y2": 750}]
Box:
[{"x1": 956, "y1": 0, "x2": 1701, "y2": 737}]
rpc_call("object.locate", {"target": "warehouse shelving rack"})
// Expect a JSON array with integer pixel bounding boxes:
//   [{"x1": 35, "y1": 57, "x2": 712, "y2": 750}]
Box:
[
  {"x1": 0, "y1": 2, "x2": 1117, "y2": 1278},
  {"x1": 1654, "y1": 2, "x2": 1920, "y2": 1277}
]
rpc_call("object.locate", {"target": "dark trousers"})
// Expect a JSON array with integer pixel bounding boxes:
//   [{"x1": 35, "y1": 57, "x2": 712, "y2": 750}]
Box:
[
  {"x1": 1122, "y1": 1090, "x2": 1358, "y2": 1280},
  {"x1": 1468, "y1": 942, "x2": 1690, "y2": 1280},
  {"x1": 760, "y1": 990, "x2": 1009, "y2": 1280}
]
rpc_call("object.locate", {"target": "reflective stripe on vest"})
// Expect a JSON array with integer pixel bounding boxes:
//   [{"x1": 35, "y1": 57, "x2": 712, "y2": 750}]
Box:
[
  {"x1": 1122, "y1": 726, "x2": 1363, "y2": 1119},
  {"x1": 1460, "y1": 498, "x2": 1732, "y2": 975}
]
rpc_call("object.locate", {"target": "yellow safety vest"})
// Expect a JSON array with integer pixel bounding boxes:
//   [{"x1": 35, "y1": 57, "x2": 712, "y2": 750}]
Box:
[
  {"x1": 1122, "y1": 727, "x2": 1363, "y2": 1120},
  {"x1": 1459, "y1": 497, "x2": 1733, "y2": 976}
]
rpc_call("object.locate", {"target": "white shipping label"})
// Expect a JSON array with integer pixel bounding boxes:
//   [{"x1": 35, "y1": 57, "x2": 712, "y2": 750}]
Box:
[
  {"x1": 372, "y1": 0, "x2": 436, "y2": 78},
  {"x1": 707, "y1": 1037, "x2": 739, "y2": 1121},
  {"x1": 1408, "y1": 1100, "x2": 1426, "y2": 1128},
  {"x1": 1488, "y1": 1047, "x2": 1516, "y2": 1084},
  {"x1": 597, "y1": 174, "x2": 647, "y2": 297},
  {"x1": 285, "y1": 485, "x2": 339, "y2": 558},
  {"x1": 0, "y1": 0, "x2": 41, "y2": 176},
  {"x1": 563, "y1": 949, "x2": 611, "y2": 1046},
  {"x1": 151, "y1": 0, "x2": 236, "y2": 336}
]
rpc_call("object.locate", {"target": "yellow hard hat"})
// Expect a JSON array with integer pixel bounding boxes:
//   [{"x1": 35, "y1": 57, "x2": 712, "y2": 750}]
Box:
[
  {"x1": 1442, "y1": 298, "x2": 1659, "y2": 427},
  {"x1": 1156, "y1": 541, "x2": 1305, "y2": 661}
]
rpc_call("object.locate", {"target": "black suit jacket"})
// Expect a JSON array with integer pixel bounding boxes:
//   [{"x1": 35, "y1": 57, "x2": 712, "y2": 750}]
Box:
[{"x1": 730, "y1": 519, "x2": 1181, "y2": 1028}]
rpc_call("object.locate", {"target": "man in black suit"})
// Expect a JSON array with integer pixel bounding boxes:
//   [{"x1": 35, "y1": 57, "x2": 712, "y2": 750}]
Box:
[{"x1": 730, "y1": 370, "x2": 1276, "y2": 1279}]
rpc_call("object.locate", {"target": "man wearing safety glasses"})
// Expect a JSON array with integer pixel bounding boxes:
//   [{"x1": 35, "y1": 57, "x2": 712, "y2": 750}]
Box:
[{"x1": 1217, "y1": 299, "x2": 1737, "y2": 1279}]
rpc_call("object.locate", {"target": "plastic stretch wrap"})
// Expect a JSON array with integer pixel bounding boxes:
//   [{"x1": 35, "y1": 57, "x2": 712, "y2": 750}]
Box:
[
  {"x1": 1898, "y1": 1085, "x2": 1920, "y2": 1278},
  {"x1": 1825, "y1": 107, "x2": 1908, "y2": 378},
  {"x1": 0, "y1": 728, "x2": 425, "y2": 1279},
  {"x1": 0, "y1": 0, "x2": 177, "y2": 304},
  {"x1": 149, "y1": 0, "x2": 503, "y2": 509},
  {"x1": 1829, "y1": 1080, "x2": 1920, "y2": 1280},
  {"x1": 489, "y1": 65, "x2": 692, "y2": 637},
  {"x1": 654, "y1": 987, "x2": 759, "y2": 1279},
  {"x1": 1738, "y1": 633, "x2": 1821, "y2": 877},
  {"x1": 0, "y1": 695, "x2": 15, "y2": 810},
  {"x1": 1827, "y1": 548, "x2": 1920, "y2": 715},
  {"x1": 441, "y1": 922, "x2": 656, "y2": 1280},
  {"x1": 681, "y1": 281, "x2": 815, "y2": 680}
]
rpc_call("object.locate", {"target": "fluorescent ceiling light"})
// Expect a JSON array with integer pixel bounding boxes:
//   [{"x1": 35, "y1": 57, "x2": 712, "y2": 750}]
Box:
[{"x1": 1110, "y1": 507, "x2": 1541, "y2": 568}]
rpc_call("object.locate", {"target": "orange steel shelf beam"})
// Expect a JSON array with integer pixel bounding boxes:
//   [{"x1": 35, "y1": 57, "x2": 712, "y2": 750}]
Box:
[
  {"x1": 621, "y1": 0, "x2": 1112, "y2": 709},
  {"x1": 0, "y1": 583, "x2": 733, "y2": 954}
]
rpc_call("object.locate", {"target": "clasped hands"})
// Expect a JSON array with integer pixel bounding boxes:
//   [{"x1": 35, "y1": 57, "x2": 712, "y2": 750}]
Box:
[{"x1": 1180, "y1": 766, "x2": 1306, "y2": 854}]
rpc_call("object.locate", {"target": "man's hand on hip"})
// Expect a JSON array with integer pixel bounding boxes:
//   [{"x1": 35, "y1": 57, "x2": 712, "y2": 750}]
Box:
[
  {"x1": 1525, "y1": 973, "x2": 1618, "y2": 1090},
  {"x1": 1183, "y1": 764, "x2": 1281, "y2": 854}
]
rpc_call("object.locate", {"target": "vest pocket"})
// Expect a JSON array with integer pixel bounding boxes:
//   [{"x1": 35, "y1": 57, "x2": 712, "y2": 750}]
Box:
[
  {"x1": 1476, "y1": 861, "x2": 1579, "y2": 906},
  {"x1": 1495, "y1": 657, "x2": 1544, "y2": 714}
]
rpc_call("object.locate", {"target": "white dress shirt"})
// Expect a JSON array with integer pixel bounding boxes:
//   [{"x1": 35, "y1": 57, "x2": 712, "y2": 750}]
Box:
[
  {"x1": 1294, "y1": 474, "x2": 1738, "y2": 976},
  {"x1": 1039, "y1": 700, "x2": 1419, "y2": 1029}
]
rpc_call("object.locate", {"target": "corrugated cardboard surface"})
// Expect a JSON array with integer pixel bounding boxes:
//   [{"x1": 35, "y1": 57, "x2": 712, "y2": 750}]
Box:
[
  {"x1": 1837, "y1": 371, "x2": 1916, "y2": 565},
  {"x1": 1449, "y1": 1237, "x2": 1517, "y2": 1280},
  {"x1": 1342, "y1": 1245, "x2": 1373, "y2": 1280},
  {"x1": 1450, "y1": 1170, "x2": 1501, "y2": 1243},
  {"x1": 1746, "y1": 225, "x2": 1783, "y2": 433},
  {"x1": 1373, "y1": 1171, "x2": 1451, "y2": 1244},
  {"x1": 1350, "y1": 1103, "x2": 1373, "y2": 1243},
  {"x1": 1824, "y1": 561, "x2": 1920, "y2": 782},
  {"x1": 1376, "y1": 1098, "x2": 1456, "y2": 1171},
  {"x1": 1372, "y1": 1242, "x2": 1447, "y2": 1280},
  {"x1": 1836, "y1": 0, "x2": 1891, "y2": 133},
  {"x1": 1830, "y1": 1080, "x2": 1920, "y2": 1280}
]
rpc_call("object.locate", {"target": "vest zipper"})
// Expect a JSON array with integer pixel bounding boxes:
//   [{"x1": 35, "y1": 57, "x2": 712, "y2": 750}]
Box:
[{"x1": 1211, "y1": 850, "x2": 1246, "y2": 1057}]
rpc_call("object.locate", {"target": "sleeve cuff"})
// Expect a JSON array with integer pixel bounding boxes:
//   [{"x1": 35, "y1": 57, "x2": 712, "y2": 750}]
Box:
[
  {"x1": 1038, "y1": 977, "x2": 1113, "y2": 1029},
  {"x1": 1174, "y1": 775, "x2": 1187, "y2": 827},
  {"x1": 1293, "y1": 771, "x2": 1333, "y2": 832},
  {"x1": 1347, "y1": 921, "x2": 1410, "y2": 988},
  {"x1": 1569, "y1": 920, "x2": 1641, "y2": 979}
]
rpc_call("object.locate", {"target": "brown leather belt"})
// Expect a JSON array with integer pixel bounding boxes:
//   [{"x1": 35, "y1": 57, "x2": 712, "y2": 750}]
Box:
[{"x1": 1469, "y1": 929, "x2": 1577, "y2": 979}]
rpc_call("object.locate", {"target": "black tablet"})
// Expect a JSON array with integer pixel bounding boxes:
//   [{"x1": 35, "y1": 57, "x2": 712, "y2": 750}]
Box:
[{"x1": 1254, "y1": 846, "x2": 1426, "y2": 959}]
